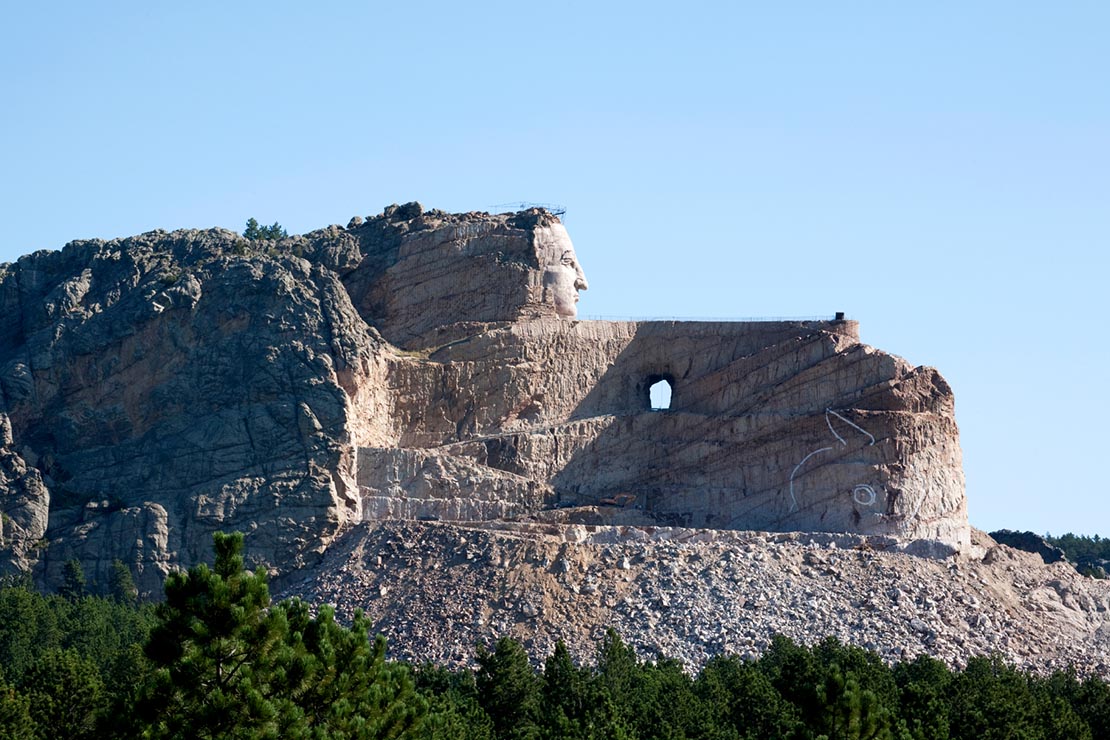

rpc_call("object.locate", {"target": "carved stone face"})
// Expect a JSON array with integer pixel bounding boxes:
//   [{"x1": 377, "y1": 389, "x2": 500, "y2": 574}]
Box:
[{"x1": 538, "y1": 224, "x2": 589, "y2": 318}]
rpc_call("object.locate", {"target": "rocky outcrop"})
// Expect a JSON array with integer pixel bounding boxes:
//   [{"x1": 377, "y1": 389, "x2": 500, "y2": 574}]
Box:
[
  {"x1": 0, "y1": 203, "x2": 969, "y2": 595},
  {"x1": 989, "y1": 530, "x2": 1068, "y2": 565},
  {"x1": 0, "y1": 228, "x2": 373, "y2": 590},
  {"x1": 0, "y1": 414, "x2": 49, "y2": 575},
  {"x1": 338, "y1": 205, "x2": 588, "y2": 346}
]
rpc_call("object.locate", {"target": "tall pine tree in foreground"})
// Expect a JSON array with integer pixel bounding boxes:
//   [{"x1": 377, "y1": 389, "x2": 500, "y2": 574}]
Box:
[{"x1": 136, "y1": 532, "x2": 425, "y2": 739}]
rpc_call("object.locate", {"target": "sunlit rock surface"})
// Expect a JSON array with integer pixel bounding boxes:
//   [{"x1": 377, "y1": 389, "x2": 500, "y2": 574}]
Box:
[{"x1": 0, "y1": 204, "x2": 967, "y2": 596}]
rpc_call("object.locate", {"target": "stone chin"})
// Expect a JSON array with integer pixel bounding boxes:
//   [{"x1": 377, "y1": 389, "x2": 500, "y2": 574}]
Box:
[{"x1": 537, "y1": 223, "x2": 589, "y2": 318}]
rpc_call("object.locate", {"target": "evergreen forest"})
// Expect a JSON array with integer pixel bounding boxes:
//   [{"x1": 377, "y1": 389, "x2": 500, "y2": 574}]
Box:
[
  {"x1": 1044, "y1": 533, "x2": 1110, "y2": 578},
  {"x1": 2, "y1": 533, "x2": 1109, "y2": 740}
]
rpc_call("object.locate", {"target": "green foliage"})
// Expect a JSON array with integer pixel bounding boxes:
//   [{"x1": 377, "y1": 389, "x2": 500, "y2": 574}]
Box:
[
  {"x1": 695, "y1": 654, "x2": 801, "y2": 739},
  {"x1": 0, "y1": 676, "x2": 36, "y2": 740},
  {"x1": 1068, "y1": 673, "x2": 1110, "y2": 737},
  {"x1": 636, "y1": 657, "x2": 702, "y2": 739},
  {"x1": 759, "y1": 633, "x2": 824, "y2": 728},
  {"x1": 1044, "y1": 532, "x2": 1110, "y2": 577},
  {"x1": 1044, "y1": 533, "x2": 1110, "y2": 561},
  {"x1": 815, "y1": 639, "x2": 900, "y2": 740},
  {"x1": 243, "y1": 217, "x2": 288, "y2": 241},
  {"x1": 3, "y1": 535, "x2": 1110, "y2": 738},
  {"x1": 138, "y1": 532, "x2": 284, "y2": 737},
  {"x1": 415, "y1": 664, "x2": 494, "y2": 740},
  {"x1": 279, "y1": 599, "x2": 427, "y2": 738},
  {"x1": 20, "y1": 648, "x2": 105, "y2": 740},
  {"x1": 757, "y1": 636, "x2": 905, "y2": 740},
  {"x1": 137, "y1": 531, "x2": 426, "y2": 739},
  {"x1": 0, "y1": 586, "x2": 63, "y2": 682},
  {"x1": 60, "y1": 558, "x2": 86, "y2": 601},
  {"x1": 0, "y1": 581, "x2": 153, "y2": 690},
  {"x1": 476, "y1": 636, "x2": 542, "y2": 740},
  {"x1": 541, "y1": 640, "x2": 589, "y2": 736},
  {"x1": 945, "y1": 655, "x2": 1094, "y2": 740},
  {"x1": 817, "y1": 663, "x2": 895, "y2": 740},
  {"x1": 108, "y1": 559, "x2": 138, "y2": 605},
  {"x1": 593, "y1": 628, "x2": 642, "y2": 731},
  {"x1": 893, "y1": 654, "x2": 952, "y2": 740}
]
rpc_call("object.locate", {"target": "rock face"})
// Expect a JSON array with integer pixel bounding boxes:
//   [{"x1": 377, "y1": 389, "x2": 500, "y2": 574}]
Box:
[
  {"x1": 365, "y1": 319, "x2": 967, "y2": 552},
  {"x1": 0, "y1": 413, "x2": 49, "y2": 575},
  {"x1": 0, "y1": 203, "x2": 969, "y2": 596}
]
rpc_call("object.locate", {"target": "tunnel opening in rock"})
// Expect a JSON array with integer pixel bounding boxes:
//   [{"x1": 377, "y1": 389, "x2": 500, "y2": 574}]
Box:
[{"x1": 647, "y1": 375, "x2": 674, "y2": 411}]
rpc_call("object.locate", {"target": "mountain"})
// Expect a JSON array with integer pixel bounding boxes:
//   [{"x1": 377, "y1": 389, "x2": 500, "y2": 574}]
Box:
[{"x1": 3, "y1": 203, "x2": 1105, "y2": 673}]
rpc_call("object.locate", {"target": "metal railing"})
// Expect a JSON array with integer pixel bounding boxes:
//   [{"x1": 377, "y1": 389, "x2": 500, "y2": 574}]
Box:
[{"x1": 579, "y1": 314, "x2": 843, "y2": 323}]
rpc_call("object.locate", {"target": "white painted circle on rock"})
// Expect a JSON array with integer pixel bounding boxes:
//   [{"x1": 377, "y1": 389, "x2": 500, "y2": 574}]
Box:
[{"x1": 852, "y1": 484, "x2": 877, "y2": 506}]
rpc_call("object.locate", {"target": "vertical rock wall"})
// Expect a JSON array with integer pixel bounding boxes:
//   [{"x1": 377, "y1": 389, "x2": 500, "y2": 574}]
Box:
[
  {"x1": 372, "y1": 319, "x2": 969, "y2": 550},
  {"x1": 0, "y1": 204, "x2": 971, "y2": 594}
]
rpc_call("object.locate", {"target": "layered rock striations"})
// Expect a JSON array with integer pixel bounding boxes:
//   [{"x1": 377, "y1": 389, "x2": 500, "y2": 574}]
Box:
[
  {"x1": 0, "y1": 204, "x2": 969, "y2": 596},
  {"x1": 367, "y1": 319, "x2": 967, "y2": 552}
]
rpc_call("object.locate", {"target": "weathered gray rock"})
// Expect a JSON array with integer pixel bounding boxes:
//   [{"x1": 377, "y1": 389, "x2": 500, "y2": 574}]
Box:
[
  {"x1": 0, "y1": 204, "x2": 968, "y2": 596},
  {"x1": 44, "y1": 500, "x2": 170, "y2": 598},
  {"x1": 0, "y1": 414, "x2": 50, "y2": 575},
  {"x1": 0, "y1": 229, "x2": 374, "y2": 587}
]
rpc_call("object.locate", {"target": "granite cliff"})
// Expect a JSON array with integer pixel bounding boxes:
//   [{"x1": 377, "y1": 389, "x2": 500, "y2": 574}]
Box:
[
  {"x1": 0, "y1": 204, "x2": 969, "y2": 596},
  {"x1": 5, "y1": 204, "x2": 1108, "y2": 674}
]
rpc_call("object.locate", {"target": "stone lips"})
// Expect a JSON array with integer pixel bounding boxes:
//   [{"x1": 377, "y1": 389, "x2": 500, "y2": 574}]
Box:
[{"x1": 0, "y1": 203, "x2": 967, "y2": 596}]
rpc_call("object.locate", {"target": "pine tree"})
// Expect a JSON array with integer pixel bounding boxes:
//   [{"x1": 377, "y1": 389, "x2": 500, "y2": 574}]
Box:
[
  {"x1": 243, "y1": 218, "x2": 288, "y2": 241},
  {"x1": 59, "y1": 559, "x2": 86, "y2": 601},
  {"x1": 279, "y1": 598, "x2": 427, "y2": 738},
  {"x1": 947, "y1": 656, "x2": 1040, "y2": 740},
  {"x1": 20, "y1": 649, "x2": 104, "y2": 740},
  {"x1": 476, "y1": 637, "x2": 542, "y2": 740},
  {"x1": 818, "y1": 664, "x2": 893, "y2": 740},
  {"x1": 593, "y1": 629, "x2": 640, "y2": 705},
  {"x1": 0, "y1": 675, "x2": 36, "y2": 740},
  {"x1": 138, "y1": 531, "x2": 293, "y2": 737},
  {"x1": 541, "y1": 641, "x2": 588, "y2": 738},
  {"x1": 894, "y1": 654, "x2": 951, "y2": 740},
  {"x1": 136, "y1": 531, "x2": 427, "y2": 739},
  {"x1": 415, "y1": 664, "x2": 495, "y2": 740},
  {"x1": 695, "y1": 654, "x2": 800, "y2": 740},
  {"x1": 108, "y1": 560, "x2": 138, "y2": 606}
]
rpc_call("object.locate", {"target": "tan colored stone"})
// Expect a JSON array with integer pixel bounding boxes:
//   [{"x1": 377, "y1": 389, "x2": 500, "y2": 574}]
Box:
[
  {"x1": 0, "y1": 204, "x2": 969, "y2": 596},
  {"x1": 373, "y1": 319, "x2": 968, "y2": 550}
]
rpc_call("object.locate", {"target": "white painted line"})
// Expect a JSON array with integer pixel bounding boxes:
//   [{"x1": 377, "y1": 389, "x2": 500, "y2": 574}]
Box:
[
  {"x1": 788, "y1": 446, "x2": 833, "y2": 513},
  {"x1": 826, "y1": 408, "x2": 876, "y2": 446}
]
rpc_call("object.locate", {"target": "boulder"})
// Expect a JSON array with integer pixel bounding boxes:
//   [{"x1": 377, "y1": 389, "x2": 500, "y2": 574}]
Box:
[{"x1": 989, "y1": 530, "x2": 1067, "y2": 564}]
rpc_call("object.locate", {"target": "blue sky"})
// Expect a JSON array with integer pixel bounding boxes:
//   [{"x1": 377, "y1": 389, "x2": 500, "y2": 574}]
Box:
[{"x1": 3, "y1": 2, "x2": 1107, "y2": 535}]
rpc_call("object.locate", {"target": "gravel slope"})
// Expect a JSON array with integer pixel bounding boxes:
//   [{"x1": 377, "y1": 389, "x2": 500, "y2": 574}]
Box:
[{"x1": 273, "y1": 520, "x2": 1110, "y2": 675}]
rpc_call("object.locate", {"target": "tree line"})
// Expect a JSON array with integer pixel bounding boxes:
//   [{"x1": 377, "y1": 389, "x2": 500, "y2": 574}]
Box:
[
  {"x1": 2, "y1": 533, "x2": 1109, "y2": 739},
  {"x1": 1044, "y1": 533, "x2": 1110, "y2": 578}
]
